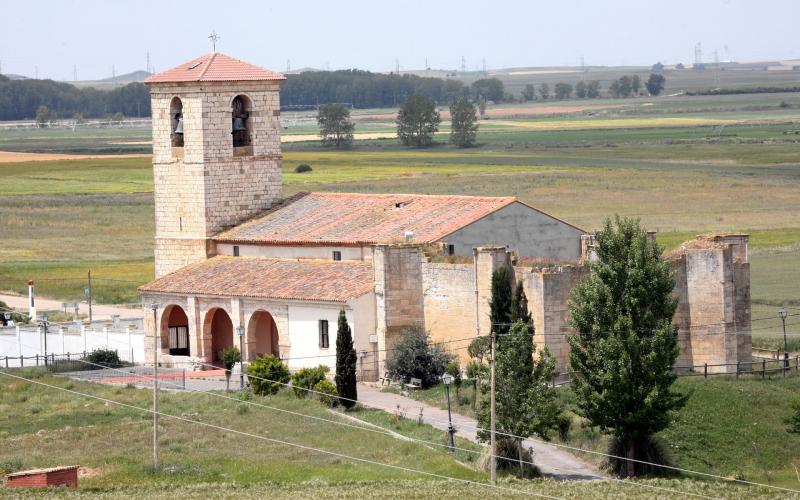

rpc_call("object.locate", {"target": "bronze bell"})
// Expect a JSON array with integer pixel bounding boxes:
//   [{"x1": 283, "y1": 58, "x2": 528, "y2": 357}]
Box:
[
  {"x1": 232, "y1": 116, "x2": 247, "y2": 132},
  {"x1": 174, "y1": 114, "x2": 184, "y2": 134}
]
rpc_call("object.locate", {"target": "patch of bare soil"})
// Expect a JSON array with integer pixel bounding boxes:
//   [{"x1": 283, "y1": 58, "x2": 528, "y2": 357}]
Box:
[{"x1": 0, "y1": 151, "x2": 151, "y2": 163}]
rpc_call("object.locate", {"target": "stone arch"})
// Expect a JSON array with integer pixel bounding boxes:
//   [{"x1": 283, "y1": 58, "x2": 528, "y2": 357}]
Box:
[
  {"x1": 170, "y1": 96, "x2": 184, "y2": 147},
  {"x1": 204, "y1": 307, "x2": 234, "y2": 363},
  {"x1": 246, "y1": 310, "x2": 279, "y2": 360},
  {"x1": 231, "y1": 94, "x2": 253, "y2": 148},
  {"x1": 160, "y1": 304, "x2": 190, "y2": 356}
]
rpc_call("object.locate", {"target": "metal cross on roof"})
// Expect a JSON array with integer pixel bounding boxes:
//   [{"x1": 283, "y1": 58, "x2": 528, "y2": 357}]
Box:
[{"x1": 209, "y1": 31, "x2": 220, "y2": 52}]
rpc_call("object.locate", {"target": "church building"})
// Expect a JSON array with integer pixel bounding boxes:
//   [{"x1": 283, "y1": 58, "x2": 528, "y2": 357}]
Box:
[{"x1": 139, "y1": 53, "x2": 752, "y2": 379}]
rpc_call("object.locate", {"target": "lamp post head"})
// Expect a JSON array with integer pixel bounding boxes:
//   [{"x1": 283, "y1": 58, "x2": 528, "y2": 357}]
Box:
[
  {"x1": 442, "y1": 373, "x2": 453, "y2": 386},
  {"x1": 41, "y1": 313, "x2": 48, "y2": 323},
  {"x1": 779, "y1": 307, "x2": 788, "y2": 320},
  {"x1": 149, "y1": 302, "x2": 158, "y2": 312},
  {"x1": 237, "y1": 325, "x2": 245, "y2": 337}
]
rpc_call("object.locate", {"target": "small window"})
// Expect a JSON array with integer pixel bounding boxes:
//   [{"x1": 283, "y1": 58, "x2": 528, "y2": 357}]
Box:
[
  {"x1": 232, "y1": 95, "x2": 252, "y2": 148},
  {"x1": 332, "y1": 251, "x2": 342, "y2": 261},
  {"x1": 448, "y1": 244, "x2": 455, "y2": 256},
  {"x1": 319, "y1": 320, "x2": 329, "y2": 348},
  {"x1": 233, "y1": 245, "x2": 240, "y2": 257}
]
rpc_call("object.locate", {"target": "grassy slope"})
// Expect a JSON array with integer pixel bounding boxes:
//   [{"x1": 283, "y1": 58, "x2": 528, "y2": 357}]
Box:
[{"x1": 0, "y1": 373, "x2": 787, "y2": 499}]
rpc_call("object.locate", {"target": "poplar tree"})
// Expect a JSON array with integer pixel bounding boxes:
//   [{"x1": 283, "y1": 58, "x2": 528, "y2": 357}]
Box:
[
  {"x1": 568, "y1": 216, "x2": 686, "y2": 476},
  {"x1": 449, "y1": 99, "x2": 478, "y2": 147},
  {"x1": 335, "y1": 310, "x2": 357, "y2": 408}
]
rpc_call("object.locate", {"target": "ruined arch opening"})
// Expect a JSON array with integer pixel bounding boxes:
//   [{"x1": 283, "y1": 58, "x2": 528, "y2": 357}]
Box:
[
  {"x1": 205, "y1": 308, "x2": 234, "y2": 363},
  {"x1": 161, "y1": 305, "x2": 190, "y2": 356},
  {"x1": 247, "y1": 310, "x2": 279, "y2": 360},
  {"x1": 170, "y1": 97, "x2": 184, "y2": 148},
  {"x1": 231, "y1": 94, "x2": 253, "y2": 149}
]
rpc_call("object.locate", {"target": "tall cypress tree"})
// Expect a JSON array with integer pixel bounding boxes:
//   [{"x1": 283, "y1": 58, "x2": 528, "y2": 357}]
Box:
[
  {"x1": 510, "y1": 281, "x2": 531, "y2": 332},
  {"x1": 490, "y1": 266, "x2": 514, "y2": 336},
  {"x1": 335, "y1": 310, "x2": 358, "y2": 409},
  {"x1": 568, "y1": 216, "x2": 686, "y2": 477}
]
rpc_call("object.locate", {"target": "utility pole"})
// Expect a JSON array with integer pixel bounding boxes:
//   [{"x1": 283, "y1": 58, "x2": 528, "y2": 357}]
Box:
[
  {"x1": 460, "y1": 56, "x2": 466, "y2": 74},
  {"x1": 490, "y1": 331, "x2": 497, "y2": 482},
  {"x1": 779, "y1": 307, "x2": 789, "y2": 370},
  {"x1": 146, "y1": 51, "x2": 151, "y2": 74},
  {"x1": 73, "y1": 64, "x2": 77, "y2": 81},
  {"x1": 35, "y1": 66, "x2": 38, "y2": 79},
  {"x1": 150, "y1": 302, "x2": 159, "y2": 470},
  {"x1": 87, "y1": 270, "x2": 93, "y2": 323}
]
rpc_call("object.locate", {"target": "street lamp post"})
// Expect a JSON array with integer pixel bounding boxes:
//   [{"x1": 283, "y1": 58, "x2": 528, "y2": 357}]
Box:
[
  {"x1": 779, "y1": 307, "x2": 789, "y2": 370},
  {"x1": 149, "y1": 302, "x2": 159, "y2": 470},
  {"x1": 442, "y1": 373, "x2": 456, "y2": 452},
  {"x1": 237, "y1": 325, "x2": 245, "y2": 389}
]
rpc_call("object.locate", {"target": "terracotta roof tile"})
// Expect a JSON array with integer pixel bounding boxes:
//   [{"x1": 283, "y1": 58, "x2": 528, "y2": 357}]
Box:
[
  {"x1": 215, "y1": 192, "x2": 517, "y2": 245},
  {"x1": 145, "y1": 53, "x2": 285, "y2": 84},
  {"x1": 139, "y1": 257, "x2": 373, "y2": 303}
]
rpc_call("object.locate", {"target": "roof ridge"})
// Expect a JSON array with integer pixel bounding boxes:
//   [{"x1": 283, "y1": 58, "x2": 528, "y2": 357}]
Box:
[
  {"x1": 308, "y1": 191, "x2": 516, "y2": 201},
  {"x1": 197, "y1": 52, "x2": 217, "y2": 80}
]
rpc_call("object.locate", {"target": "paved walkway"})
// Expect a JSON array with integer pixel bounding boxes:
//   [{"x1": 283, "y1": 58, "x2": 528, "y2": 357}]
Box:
[
  {"x1": 357, "y1": 384, "x2": 604, "y2": 480},
  {"x1": 0, "y1": 293, "x2": 142, "y2": 321}
]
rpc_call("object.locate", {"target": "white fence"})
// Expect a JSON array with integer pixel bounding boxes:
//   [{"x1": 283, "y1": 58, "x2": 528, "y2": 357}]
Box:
[{"x1": 0, "y1": 322, "x2": 145, "y2": 368}]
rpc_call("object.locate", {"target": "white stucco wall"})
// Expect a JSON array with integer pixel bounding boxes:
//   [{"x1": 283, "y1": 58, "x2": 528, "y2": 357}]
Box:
[
  {"x1": 216, "y1": 243, "x2": 373, "y2": 261},
  {"x1": 440, "y1": 202, "x2": 585, "y2": 260}
]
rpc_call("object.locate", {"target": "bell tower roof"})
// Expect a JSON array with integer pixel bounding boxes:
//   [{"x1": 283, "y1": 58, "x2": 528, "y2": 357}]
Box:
[{"x1": 145, "y1": 52, "x2": 285, "y2": 84}]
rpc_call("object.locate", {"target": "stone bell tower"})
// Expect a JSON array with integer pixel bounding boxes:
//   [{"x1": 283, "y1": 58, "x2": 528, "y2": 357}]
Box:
[{"x1": 145, "y1": 53, "x2": 285, "y2": 277}]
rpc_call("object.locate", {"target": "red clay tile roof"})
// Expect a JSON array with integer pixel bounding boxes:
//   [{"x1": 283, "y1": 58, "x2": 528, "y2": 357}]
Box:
[
  {"x1": 139, "y1": 256, "x2": 373, "y2": 303},
  {"x1": 145, "y1": 53, "x2": 285, "y2": 84},
  {"x1": 215, "y1": 192, "x2": 518, "y2": 246}
]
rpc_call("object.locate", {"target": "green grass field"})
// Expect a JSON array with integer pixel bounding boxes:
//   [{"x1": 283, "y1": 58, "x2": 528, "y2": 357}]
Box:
[
  {"x1": 0, "y1": 372, "x2": 791, "y2": 498},
  {"x1": 0, "y1": 92, "x2": 798, "y2": 353}
]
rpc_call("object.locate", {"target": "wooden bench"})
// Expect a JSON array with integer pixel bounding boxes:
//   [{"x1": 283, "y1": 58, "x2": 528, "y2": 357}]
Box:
[{"x1": 404, "y1": 377, "x2": 422, "y2": 390}]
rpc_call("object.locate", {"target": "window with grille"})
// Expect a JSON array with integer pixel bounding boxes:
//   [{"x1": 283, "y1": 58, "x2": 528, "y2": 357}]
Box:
[
  {"x1": 319, "y1": 320, "x2": 329, "y2": 348},
  {"x1": 233, "y1": 245, "x2": 240, "y2": 256},
  {"x1": 332, "y1": 251, "x2": 341, "y2": 261},
  {"x1": 168, "y1": 325, "x2": 190, "y2": 356}
]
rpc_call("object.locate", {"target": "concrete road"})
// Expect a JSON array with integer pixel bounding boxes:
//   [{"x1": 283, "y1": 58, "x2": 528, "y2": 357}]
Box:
[
  {"x1": 357, "y1": 383, "x2": 605, "y2": 480},
  {"x1": 0, "y1": 293, "x2": 142, "y2": 321}
]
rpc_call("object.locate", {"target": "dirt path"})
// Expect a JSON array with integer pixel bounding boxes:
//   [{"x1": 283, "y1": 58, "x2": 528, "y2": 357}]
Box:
[
  {"x1": 0, "y1": 151, "x2": 151, "y2": 163},
  {"x1": 357, "y1": 384, "x2": 604, "y2": 480},
  {"x1": 0, "y1": 293, "x2": 142, "y2": 320}
]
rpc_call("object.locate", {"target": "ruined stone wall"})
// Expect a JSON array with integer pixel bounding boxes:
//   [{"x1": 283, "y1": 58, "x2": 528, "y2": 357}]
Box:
[
  {"x1": 422, "y1": 262, "x2": 477, "y2": 362},
  {"x1": 148, "y1": 81, "x2": 283, "y2": 277},
  {"x1": 518, "y1": 266, "x2": 589, "y2": 371},
  {"x1": 373, "y1": 245, "x2": 425, "y2": 373}
]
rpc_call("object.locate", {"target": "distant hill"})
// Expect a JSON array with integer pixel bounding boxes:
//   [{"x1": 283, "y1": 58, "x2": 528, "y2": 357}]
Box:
[
  {"x1": 2, "y1": 74, "x2": 30, "y2": 80},
  {"x1": 98, "y1": 70, "x2": 151, "y2": 83}
]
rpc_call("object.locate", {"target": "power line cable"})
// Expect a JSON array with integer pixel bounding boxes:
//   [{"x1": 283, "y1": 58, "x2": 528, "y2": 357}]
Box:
[{"x1": 0, "y1": 370, "x2": 564, "y2": 500}]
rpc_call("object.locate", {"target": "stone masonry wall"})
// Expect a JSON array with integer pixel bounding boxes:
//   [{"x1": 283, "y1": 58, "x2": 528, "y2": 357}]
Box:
[
  {"x1": 373, "y1": 244, "x2": 425, "y2": 374},
  {"x1": 422, "y1": 262, "x2": 477, "y2": 362}
]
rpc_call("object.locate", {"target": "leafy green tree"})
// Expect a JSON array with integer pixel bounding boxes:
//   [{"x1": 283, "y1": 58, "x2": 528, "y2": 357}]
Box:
[
  {"x1": 396, "y1": 94, "x2": 441, "y2": 147},
  {"x1": 574, "y1": 81, "x2": 587, "y2": 99},
  {"x1": 568, "y1": 216, "x2": 686, "y2": 477},
  {"x1": 335, "y1": 310, "x2": 358, "y2": 408},
  {"x1": 317, "y1": 103, "x2": 354, "y2": 148},
  {"x1": 471, "y1": 78, "x2": 505, "y2": 102},
  {"x1": 631, "y1": 75, "x2": 641, "y2": 95},
  {"x1": 449, "y1": 99, "x2": 478, "y2": 147},
  {"x1": 35, "y1": 105, "x2": 55, "y2": 126},
  {"x1": 554, "y1": 82, "x2": 573, "y2": 100},
  {"x1": 221, "y1": 346, "x2": 241, "y2": 392},
  {"x1": 538, "y1": 83, "x2": 550, "y2": 100},
  {"x1": 586, "y1": 80, "x2": 601, "y2": 98},
  {"x1": 521, "y1": 84, "x2": 536, "y2": 101},
  {"x1": 386, "y1": 325, "x2": 453, "y2": 388},
  {"x1": 645, "y1": 73, "x2": 666, "y2": 96}
]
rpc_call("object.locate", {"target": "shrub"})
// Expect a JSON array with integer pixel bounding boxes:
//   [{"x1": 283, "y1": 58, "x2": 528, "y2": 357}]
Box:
[
  {"x1": 386, "y1": 325, "x2": 453, "y2": 388},
  {"x1": 0, "y1": 458, "x2": 23, "y2": 475},
  {"x1": 313, "y1": 379, "x2": 338, "y2": 407},
  {"x1": 294, "y1": 164, "x2": 312, "y2": 173},
  {"x1": 85, "y1": 348, "x2": 122, "y2": 368},
  {"x1": 246, "y1": 355, "x2": 290, "y2": 396},
  {"x1": 236, "y1": 403, "x2": 249, "y2": 415},
  {"x1": 291, "y1": 365, "x2": 330, "y2": 398},
  {"x1": 485, "y1": 437, "x2": 540, "y2": 478},
  {"x1": 786, "y1": 401, "x2": 800, "y2": 434}
]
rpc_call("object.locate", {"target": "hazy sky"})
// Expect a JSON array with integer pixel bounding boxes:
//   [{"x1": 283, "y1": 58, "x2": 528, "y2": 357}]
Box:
[{"x1": 2, "y1": 0, "x2": 798, "y2": 80}]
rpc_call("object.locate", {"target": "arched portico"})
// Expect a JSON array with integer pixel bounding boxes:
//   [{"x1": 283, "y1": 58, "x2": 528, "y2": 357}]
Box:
[
  {"x1": 246, "y1": 310, "x2": 279, "y2": 360},
  {"x1": 204, "y1": 307, "x2": 234, "y2": 363},
  {"x1": 160, "y1": 304, "x2": 190, "y2": 356}
]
